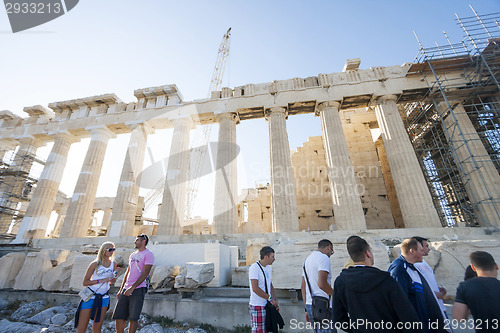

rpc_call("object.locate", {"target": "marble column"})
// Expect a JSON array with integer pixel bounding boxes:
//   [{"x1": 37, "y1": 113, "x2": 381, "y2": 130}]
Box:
[
  {"x1": 59, "y1": 126, "x2": 116, "y2": 238},
  {"x1": 374, "y1": 95, "x2": 440, "y2": 228},
  {"x1": 158, "y1": 117, "x2": 193, "y2": 235},
  {"x1": 266, "y1": 107, "x2": 299, "y2": 232},
  {"x1": 213, "y1": 112, "x2": 239, "y2": 234},
  {"x1": 316, "y1": 101, "x2": 367, "y2": 230},
  {"x1": 0, "y1": 137, "x2": 44, "y2": 234},
  {"x1": 108, "y1": 123, "x2": 153, "y2": 237},
  {"x1": 440, "y1": 102, "x2": 500, "y2": 226},
  {"x1": 14, "y1": 132, "x2": 79, "y2": 242}
]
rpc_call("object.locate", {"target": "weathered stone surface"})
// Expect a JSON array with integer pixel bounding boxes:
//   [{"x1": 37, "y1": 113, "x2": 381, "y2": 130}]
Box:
[
  {"x1": 246, "y1": 238, "x2": 268, "y2": 265},
  {"x1": 433, "y1": 240, "x2": 500, "y2": 296},
  {"x1": 0, "y1": 252, "x2": 26, "y2": 288},
  {"x1": 13, "y1": 250, "x2": 53, "y2": 290},
  {"x1": 150, "y1": 265, "x2": 180, "y2": 289},
  {"x1": 231, "y1": 266, "x2": 249, "y2": 287},
  {"x1": 46, "y1": 249, "x2": 70, "y2": 266},
  {"x1": 68, "y1": 254, "x2": 95, "y2": 291},
  {"x1": 11, "y1": 300, "x2": 46, "y2": 321},
  {"x1": 0, "y1": 319, "x2": 45, "y2": 333},
  {"x1": 138, "y1": 323, "x2": 165, "y2": 333},
  {"x1": 26, "y1": 305, "x2": 74, "y2": 325},
  {"x1": 42, "y1": 251, "x2": 80, "y2": 291},
  {"x1": 51, "y1": 313, "x2": 68, "y2": 326},
  {"x1": 174, "y1": 262, "x2": 214, "y2": 289}
]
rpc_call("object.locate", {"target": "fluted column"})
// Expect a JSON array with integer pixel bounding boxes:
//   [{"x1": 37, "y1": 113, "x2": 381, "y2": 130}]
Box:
[
  {"x1": 374, "y1": 95, "x2": 440, "y2": 228},
  {"x1": 440, "y1": 102, "x2": 500, "y2": 226},
  {"x1": 158, "y1": 117, "x2": 193, "y2": 235},
  {"x1": 316, "y1": 101, "x2": 366, "y2": 230},
  {"x1": 14, "y1": 132, "x2": 79, "y2": 242},
  {"x1": 213, "y1": 113, "x2": 239, "y2": 234},
  {"x1": 59, "y1": 126, "x2": 116, "y2": 238},
  {"x1": 108, "y1": 123, "x2": 153, "y2": 237},
  {"x1": 0, "y1": 137, "x2": 44, "y2": 233},
  {"x1": 266, "y1": 107, "x2": 299, "y2": 232}
]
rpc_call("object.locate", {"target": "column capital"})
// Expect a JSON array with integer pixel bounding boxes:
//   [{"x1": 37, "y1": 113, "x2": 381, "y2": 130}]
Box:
[
  {"x1": 315, "y1": 101, "x2": 341, "y2": 116},
  {"x1": 86, "y1": 125, "x2": 117, "y2": 139},
  {"x1": 375, "y1": 94, "x2": 398, "y2": 104},
  {"x1": 215, "y1": 112, "x2": 240, "y2": 124},
  {"x1": 17, "y1": 136, "x2": 45, "y2": 148},
  {"x1": 125, "y1": 121, "x2": 155, "y2": 135},
  {"x1": 50, "y1": 131, "x2": 80, "y2": 144},
  {"x1": 264, "y1": 106, "x2": 288, "y2": 120},
  {"x1": 170, "y1": 117, "x2": 194, "y2": 130}
]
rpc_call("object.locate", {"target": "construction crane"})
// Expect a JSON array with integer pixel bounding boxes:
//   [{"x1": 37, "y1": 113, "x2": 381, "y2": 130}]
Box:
[
  {"x1": 143, "y1": 28, "x2": 232, "y2": 220},
  {"x1": 185, "y1": 27, "x2": 231, "y2": 218}
]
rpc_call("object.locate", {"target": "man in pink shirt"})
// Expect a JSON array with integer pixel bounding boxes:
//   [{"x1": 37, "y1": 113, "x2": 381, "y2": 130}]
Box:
[{"x1": 112, "y1": 234, "x2": 154, "y2": 333}]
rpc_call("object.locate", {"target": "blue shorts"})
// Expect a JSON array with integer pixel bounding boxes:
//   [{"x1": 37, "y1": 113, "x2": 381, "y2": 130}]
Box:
[{"x1": 81, "y1": 296, "x2": 110, "y2": 310}]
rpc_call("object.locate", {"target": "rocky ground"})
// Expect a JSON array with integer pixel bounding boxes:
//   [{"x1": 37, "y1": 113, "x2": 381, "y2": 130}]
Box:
[{"x1": 0, "y1": 299, "x2": 245, "y2": 333}]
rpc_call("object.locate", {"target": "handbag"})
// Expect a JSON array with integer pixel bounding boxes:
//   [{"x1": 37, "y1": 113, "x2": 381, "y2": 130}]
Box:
[
  {"x1": 303, "y1": 263, "x2": 331, "y2": 321},
  {"x1": 256, "y1": 262, "x2": 285, "y2": 332},
  {"x1": 78, "y1": 286, "x2": 95, "y2": 302}
]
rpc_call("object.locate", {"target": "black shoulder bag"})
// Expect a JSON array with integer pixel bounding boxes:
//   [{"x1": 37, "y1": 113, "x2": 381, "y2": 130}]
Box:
[
  {"x1": 256, "y1": 262, "x2": 284, "y2": 332},
  {"x1": 303, "y1": 263, "x2": 331, "y2": 321}
]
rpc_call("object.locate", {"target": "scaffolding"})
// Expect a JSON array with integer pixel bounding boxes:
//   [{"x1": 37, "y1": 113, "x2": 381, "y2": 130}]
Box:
[
  {"x1": 404, "y1": 8, "x2": 500, "y2": 230},
  {"x1": 0, "y1": 140, "x2": 44, "y2": 237}
]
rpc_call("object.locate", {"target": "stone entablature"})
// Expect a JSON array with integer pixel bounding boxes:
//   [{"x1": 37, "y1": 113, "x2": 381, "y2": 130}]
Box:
[{"x1": 0, "y1": 64, "x2": 455, "y2": 142}]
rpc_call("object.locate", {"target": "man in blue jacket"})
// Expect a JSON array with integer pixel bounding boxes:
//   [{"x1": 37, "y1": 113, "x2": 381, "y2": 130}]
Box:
[
  {"x1": 334, "y1": 236, "x2": 422, "y2": 332},
  {"x1": 388, "y1": 238, "x2": 447, "y2": 333}
]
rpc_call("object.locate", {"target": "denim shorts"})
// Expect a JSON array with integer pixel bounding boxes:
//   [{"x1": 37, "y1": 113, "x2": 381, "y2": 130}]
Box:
[{"x1": 81, "y1": 296, "x2": 110, "y2": 310}]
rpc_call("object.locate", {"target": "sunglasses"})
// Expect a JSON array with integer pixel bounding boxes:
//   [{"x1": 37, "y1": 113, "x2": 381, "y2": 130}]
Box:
[{"x1": 107, "y1": 248, "x2": 116, "y2": 252}]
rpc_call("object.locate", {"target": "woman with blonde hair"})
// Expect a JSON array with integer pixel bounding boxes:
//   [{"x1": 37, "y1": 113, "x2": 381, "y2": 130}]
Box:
[{"x1": 75, "y1": 241, "x2": 118, "y2": 333}]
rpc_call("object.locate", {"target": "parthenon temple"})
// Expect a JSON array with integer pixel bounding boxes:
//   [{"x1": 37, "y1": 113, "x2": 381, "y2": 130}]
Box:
[{"x1": 0, "y1": 10, "x2": 499, "y2": 330}]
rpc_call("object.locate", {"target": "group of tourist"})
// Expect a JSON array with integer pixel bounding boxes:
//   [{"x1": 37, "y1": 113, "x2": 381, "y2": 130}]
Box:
[
  {"x1": 75, "y1": 234, "x2": 154, "y2": 333},
  {"x1": 249, "y1": 237, "x2": 500, "y2": 333}
]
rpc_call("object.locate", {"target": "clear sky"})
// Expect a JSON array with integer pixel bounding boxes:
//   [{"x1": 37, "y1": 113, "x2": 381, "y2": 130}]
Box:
[{"x1": 1, "y1": 0, "x2": 499, "y2": 223}]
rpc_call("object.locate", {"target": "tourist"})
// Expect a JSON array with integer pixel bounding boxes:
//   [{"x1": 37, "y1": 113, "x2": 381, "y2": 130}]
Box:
[
  {"x1": 301, "y1": 239, "x2": 336, "y2": 333},
  {"x1": 333, "y1": 236, "x2": 422, "y2": 332},
  {"x1": 75, "y1": 241, "x2": 118, "y2": 333},
  {"x1": 249, "y1": 246, "x2": 279, "y2": 333},
  {"x1": 388, "y1": 238, "x2": 447, "y2": 333},
  {"x1": 412, "y1": 236, "x2": 448, "y2": 322},
  {"x1": 112, "y1": 234, "x2": 154, "y2": 333},
  {"x1": 453, "y1": 251, "x2": 500, "y2": 333}
]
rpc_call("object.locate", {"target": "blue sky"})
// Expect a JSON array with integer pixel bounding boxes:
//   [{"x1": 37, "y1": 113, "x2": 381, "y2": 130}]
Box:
[{"x1": 1, "y1": 0, "x2": 499, "y2": 222}]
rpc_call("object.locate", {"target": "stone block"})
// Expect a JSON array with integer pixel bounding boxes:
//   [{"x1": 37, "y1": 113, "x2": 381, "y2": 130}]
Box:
[
  {"x1": 68, "y1": 255, "x2": 95, "y2": 291},
  {"x1": 231, "y1": 266, "x2": 249, "y2": 287},
  {"x1": 42, "y1": 251, "x2": 80, "y2": 291},
  {"x1": 150, "y1": 265, "x2": 180, "y2": 290},
  {"x1": 0, "y1": 252, "x2": 26, "y2": 288},
  {"x1": 11, "y1": 300, "x2": 46, "y2": 320},
  {"x1": 149, "y1": 243, "x2": 231, "y2": 287},
  {"x1": 246, "y1": 238, "x2": 269, "y2": 265},
  {"x1": 174, "y1": 262, "x2": 214, "y2": 289},
  {"x1": 46, "y1": 249, "x2": 70, "y2": 266},
  {"x1": 13, "y1": 250, "x2": 53, "y2": 290}
]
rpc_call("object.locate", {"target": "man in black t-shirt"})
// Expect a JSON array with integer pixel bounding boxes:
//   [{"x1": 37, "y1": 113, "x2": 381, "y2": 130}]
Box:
[{"x1": 453, "y1": 251, "x2": 500, "y2": 333}]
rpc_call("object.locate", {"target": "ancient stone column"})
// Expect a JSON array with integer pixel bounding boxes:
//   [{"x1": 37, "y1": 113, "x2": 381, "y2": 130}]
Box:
[
  {"x1": 266, "y1": 107, "x2": 299, "y2": 232},
  {"x1": 158, "y1": 117, "x2": 193, "y2": 235},
  {"x1": 14, "y1": 132, "x2": 79, "y2": 242},
  {"x1": 213, "y1": 112, "x2": 239, "y2": 234},
  {"x1": 108, "y1": 123, "x2": 153, "y2": 237},
  {"x1": 316, "y1": 101, "x2": 367, "y2": 230},
  {"x1": 440, "y1": 102, "x2": 500, "y2": 226},
  {"x1": 0, "y1": 137, "x2": 44, "y2": 234},
  {"x1": 59, "y1": 126, "x2": 116, "y2": 238},
  {"x1": 374, "y1": 95, "x2": 440, "y2": 228}
]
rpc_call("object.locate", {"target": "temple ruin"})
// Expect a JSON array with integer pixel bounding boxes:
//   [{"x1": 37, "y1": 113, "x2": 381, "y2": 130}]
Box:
[{"x1": 0, "y1": 10, "x2": 499, "y2": 331}]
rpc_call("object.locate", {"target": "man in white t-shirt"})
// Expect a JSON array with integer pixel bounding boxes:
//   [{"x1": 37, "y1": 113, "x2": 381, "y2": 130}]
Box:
[
  {"x1": 301, "y1": 239, "x2": 336, "y2": 333},
  {"x1": 249, "y1": 246, "x2": 279, "y2": 333},
  {"x1": 412, "y1": 236, "x2": 448, "y2": 321}
]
